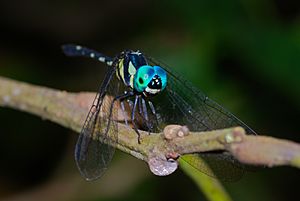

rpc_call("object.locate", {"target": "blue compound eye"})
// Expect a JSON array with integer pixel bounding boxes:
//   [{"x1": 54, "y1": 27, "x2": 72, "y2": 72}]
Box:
[
  {"x1": 134, "y1": 65, "x2": 168, "y2": 95},
  {"x1": 153, "y1": 66, "x2": 167, "y2": 90},
  {"x1": 134, "y1": 65, "x2": 155, "y2": 92}
]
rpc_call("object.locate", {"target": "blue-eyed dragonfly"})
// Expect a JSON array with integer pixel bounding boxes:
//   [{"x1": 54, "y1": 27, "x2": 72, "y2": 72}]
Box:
[{"x1": 62, "y1": 44, "x2": 256, "y2": 181}]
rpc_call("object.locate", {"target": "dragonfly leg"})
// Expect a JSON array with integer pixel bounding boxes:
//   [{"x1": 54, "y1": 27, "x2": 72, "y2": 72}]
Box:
[
  {"x1": 120, "y1": 101, "x2": 128, "y2": 126},
  {"x1": 138, "y1": 96, "x2": 143, "y2": 115},
  {"x1": 141, "y1": 98, "x2": 152, "y2": 134},
  {"x1": 106, "y1": 92, "x2": 134, "y2": 136},
  {"x1": 137, "y1": 96, "x2": 151, "y2": 134},
  {"x1": 148, "y1": 100, "x2": 156, "y2": 115},
  {"x1": 131, "y1": 95, "x2": 141, "y2": 144},
  {"x1": 148, "y1": 100, "x2": 159, "y2": 130}
]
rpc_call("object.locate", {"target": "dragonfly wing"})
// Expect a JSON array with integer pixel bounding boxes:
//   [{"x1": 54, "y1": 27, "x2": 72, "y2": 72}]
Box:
[
  {"x1": 149, "y1": 61, "x2": 256, "y2": 134},
  {"x1": 75, "y1": 66, "x2": 119, "y2": 180},
  {"x1": 148, "y1": 58, "x2": 256, "y2": 181}
]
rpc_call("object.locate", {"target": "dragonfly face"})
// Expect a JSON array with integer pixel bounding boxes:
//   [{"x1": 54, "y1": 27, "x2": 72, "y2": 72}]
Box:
[
  {"x1": 116, "y1": 50, "x2": 167, "y2": 97},
  {"x1": 134, "y1": 65, "x2": 167, "y2": 97}
]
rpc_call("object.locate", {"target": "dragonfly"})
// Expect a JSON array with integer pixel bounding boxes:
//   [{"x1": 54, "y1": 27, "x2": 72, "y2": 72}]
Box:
[{"x1": 62, "y1": 44, "x2": 256, "y2": 181}]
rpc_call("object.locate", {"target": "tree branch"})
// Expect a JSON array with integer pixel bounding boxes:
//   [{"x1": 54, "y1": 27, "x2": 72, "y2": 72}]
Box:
[{"x1": 1, "y1": 76, "x2": 300, "y2": 176}]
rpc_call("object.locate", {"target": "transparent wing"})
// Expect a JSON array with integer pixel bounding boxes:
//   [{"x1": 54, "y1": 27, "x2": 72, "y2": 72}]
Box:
[
  {"x1": 149, "y1": 64, "x2": 256, "y2": 134},
  {"x1": 75, "y1": 66, "x2": 119, "y2": 181},
  {"x1": 148, "y1": 57, "x2": 256, "y2": 181}
]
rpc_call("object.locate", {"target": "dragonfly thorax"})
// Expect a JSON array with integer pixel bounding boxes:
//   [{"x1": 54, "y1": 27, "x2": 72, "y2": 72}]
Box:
[{"x1": 116, "y1": 50, "x2": 167, "y2": 97}]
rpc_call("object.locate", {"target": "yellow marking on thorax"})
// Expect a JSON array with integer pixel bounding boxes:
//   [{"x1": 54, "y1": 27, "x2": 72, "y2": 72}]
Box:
[
  {"x1": 128, "y1": 61, "x2": 137, "y2": 88},
  {"x1": 129, "y1": 75, "x2": 134, "y2": 88},
  {"x1": 117, "y1": 58, "x2": 124, "y2": 81},
  {"x1": 128, "y1": 61, "x2": 136, "y2": 75}
]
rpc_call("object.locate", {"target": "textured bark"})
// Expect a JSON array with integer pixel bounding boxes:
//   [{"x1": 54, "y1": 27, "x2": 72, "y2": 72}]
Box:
[{"x1": 1, "y1": 76, "x2": 300, "y2": 169}]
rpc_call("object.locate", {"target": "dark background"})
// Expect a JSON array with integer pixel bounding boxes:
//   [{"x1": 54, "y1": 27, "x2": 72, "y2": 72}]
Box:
[{"x1": 0, "y1": 0, "x2": 299, "y2": 201}]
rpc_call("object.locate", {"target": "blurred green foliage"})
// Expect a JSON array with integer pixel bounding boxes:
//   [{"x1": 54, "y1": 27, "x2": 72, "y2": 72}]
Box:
[{"x1": 0, "y1": 0, "x2": 299, "y2": 201}]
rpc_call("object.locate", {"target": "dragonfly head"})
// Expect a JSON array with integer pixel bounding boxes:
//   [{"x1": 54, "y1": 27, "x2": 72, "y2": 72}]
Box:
[{"x1": 134, "y1": 65, "x2": 167, "y2": 96}]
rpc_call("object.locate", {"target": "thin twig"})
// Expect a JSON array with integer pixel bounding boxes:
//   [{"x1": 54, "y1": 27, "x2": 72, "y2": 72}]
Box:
[{"x1": 0, "y1": 76, "x2": 300, "y2": 174}]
